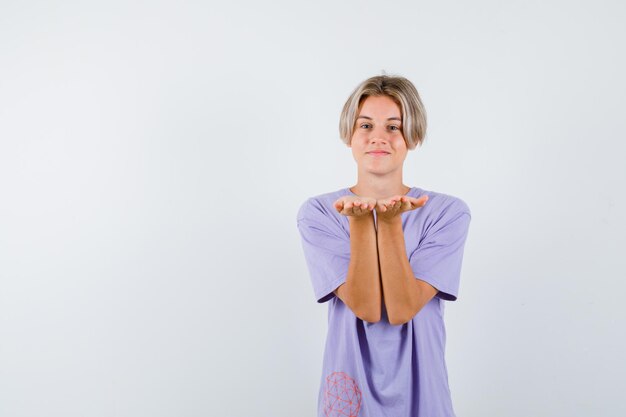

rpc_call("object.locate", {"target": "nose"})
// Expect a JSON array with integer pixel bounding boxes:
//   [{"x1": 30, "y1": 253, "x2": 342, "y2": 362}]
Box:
[{"x1": 369, "y1": 129, "x2": 390, "y2": 144}]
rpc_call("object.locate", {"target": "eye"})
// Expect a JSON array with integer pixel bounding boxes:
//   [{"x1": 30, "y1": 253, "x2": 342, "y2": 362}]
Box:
[
  {"x1": 360, "y1": 123, "x2": 371, "y2": 129},
  {"x1": 389, "y1": 125, "x2": 401, "y2": 131}
]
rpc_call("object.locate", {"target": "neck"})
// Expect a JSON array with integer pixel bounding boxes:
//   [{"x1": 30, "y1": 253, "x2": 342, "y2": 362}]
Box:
[{"x1": 350, "y1": 180, "x2": 410, "y2": 200}]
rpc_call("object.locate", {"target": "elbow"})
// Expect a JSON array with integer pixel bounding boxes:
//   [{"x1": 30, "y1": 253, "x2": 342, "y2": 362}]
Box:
[
  {"x1": 388, "y1": 308, "x2": 417, "y2": 326},
  {"x1": 388, "y1": 315, "x2": 411, "y2": 326},
  {"x1": 354, "y1": 304, "x2": 381, "y2": 324},
  {"x1": 389, "y1": 295, "x2": 429, "y2": 325},
  {"x1": 360, "y1": 312, "x2": 381, "y2": 324}
]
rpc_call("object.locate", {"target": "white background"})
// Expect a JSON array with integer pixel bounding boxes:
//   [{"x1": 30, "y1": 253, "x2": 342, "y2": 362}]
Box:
[{"x1": 1, "y1": 1, "x2": 625, "y2": 416}]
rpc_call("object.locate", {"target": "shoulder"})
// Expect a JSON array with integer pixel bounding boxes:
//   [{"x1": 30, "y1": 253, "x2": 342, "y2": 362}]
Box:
[
  {"x1": 296, "y1": 188, "x2": 349, "y2": 225},
  {"x1": 413, "y1": 187, "x2": 472, "y2": 220}
]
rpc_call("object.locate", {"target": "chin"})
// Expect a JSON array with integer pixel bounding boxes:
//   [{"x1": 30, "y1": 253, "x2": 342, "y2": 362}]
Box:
[{"x1": 363, "y1": 167, "x2": 394, "y2": 175}]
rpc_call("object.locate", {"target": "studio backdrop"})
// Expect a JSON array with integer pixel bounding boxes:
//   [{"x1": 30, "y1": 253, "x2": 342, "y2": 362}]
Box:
[{"x1": 0, "y1": 1, "x2": 624, "y2": 416}]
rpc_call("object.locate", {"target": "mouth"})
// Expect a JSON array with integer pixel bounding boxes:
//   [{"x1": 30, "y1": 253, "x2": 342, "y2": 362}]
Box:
[{"x1": 367, "y1": 152, "x2": 390, "y2": 156}]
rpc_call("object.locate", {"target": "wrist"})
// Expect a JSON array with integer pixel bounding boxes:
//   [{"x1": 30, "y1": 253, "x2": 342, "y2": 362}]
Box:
[
  {"x1": 377, "y1": 215, "x2": 402, "y2": 227},
  {"x1": 348, "y1": 213, "x2": 374, "y2": 223}
]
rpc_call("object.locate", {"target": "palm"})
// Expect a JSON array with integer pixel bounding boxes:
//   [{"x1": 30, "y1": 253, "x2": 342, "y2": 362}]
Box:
[
  {"x1": 334, "y1": 196, "x2": 377, "y2": 218},
  {"x1": 375, "y1": 195, "x2": 429, "y2": 220}
]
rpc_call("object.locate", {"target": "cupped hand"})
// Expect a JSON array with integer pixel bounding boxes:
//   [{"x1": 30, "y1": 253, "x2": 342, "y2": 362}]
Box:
[
  {"x1": 333, "y1": 196, "x2": 377, "y2": 218},
  {"x1": 375, "y1": 194, "x2": 429, "y2": 221}
]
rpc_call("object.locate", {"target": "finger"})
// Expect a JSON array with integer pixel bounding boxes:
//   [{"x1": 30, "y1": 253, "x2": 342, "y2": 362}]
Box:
[
  {"x1": 405, "y1": 196, "x2": 426, "y2": 208},
  {"x1": 414, "y1": 196, "x2": 428, "y2": 207}
]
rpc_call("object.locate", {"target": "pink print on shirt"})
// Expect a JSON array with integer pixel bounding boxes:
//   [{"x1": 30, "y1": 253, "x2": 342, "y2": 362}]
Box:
[{"x1": 323, "y1": 371, "x2": 362, "y2": 417}]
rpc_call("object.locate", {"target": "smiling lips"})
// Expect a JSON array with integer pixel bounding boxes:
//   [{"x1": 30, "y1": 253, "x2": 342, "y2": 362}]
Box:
[{"x1": 367, "y1": 151, "x2": 390, "y2": 156}]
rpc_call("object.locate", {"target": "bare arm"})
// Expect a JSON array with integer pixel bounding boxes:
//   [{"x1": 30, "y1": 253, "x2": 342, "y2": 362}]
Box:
[
  {"x1": 334, "y1": 213, "x2": 382, "y2": 323},
  {"x1": 377, "y1": 216, "x2": 438, "y2": 325}
]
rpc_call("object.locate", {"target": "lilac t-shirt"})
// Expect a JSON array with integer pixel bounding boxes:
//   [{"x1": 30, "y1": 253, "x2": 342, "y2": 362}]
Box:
[{"x1": 296, "y1": 186, "x2": 471, "y2": 417}]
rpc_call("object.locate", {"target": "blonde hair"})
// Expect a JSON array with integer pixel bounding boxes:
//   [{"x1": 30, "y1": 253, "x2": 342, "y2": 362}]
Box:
[{"x1": 339, "y1": 74, "x2": 427, "y2": 150}]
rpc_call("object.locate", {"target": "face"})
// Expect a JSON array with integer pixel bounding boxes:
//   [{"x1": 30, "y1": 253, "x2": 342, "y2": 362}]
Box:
[{"x1": 348, "y1": 95, "x2": 408, "y2": 174}]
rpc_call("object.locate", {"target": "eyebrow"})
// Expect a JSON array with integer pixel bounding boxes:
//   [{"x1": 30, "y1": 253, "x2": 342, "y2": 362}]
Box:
[{"x1": 357, "y1": 115, "x2": 402, "y2": 122}]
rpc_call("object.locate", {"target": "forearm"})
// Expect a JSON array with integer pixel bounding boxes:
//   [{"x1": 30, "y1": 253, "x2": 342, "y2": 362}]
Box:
[
  {"x1": 344, "y1": 214, "x2": 382, "y2": 322},
  {"x1": 377, "y1": 217, "x2": 418, "y2": 325}
]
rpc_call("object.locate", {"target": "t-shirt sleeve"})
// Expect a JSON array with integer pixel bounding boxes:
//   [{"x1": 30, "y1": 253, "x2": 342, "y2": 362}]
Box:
[
  {"x1": 408, "y1": 199, "x2": 471, "y2": 301},
  {"x1": 296, "y1": 198, "x2": 351, "y2": 303}
]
